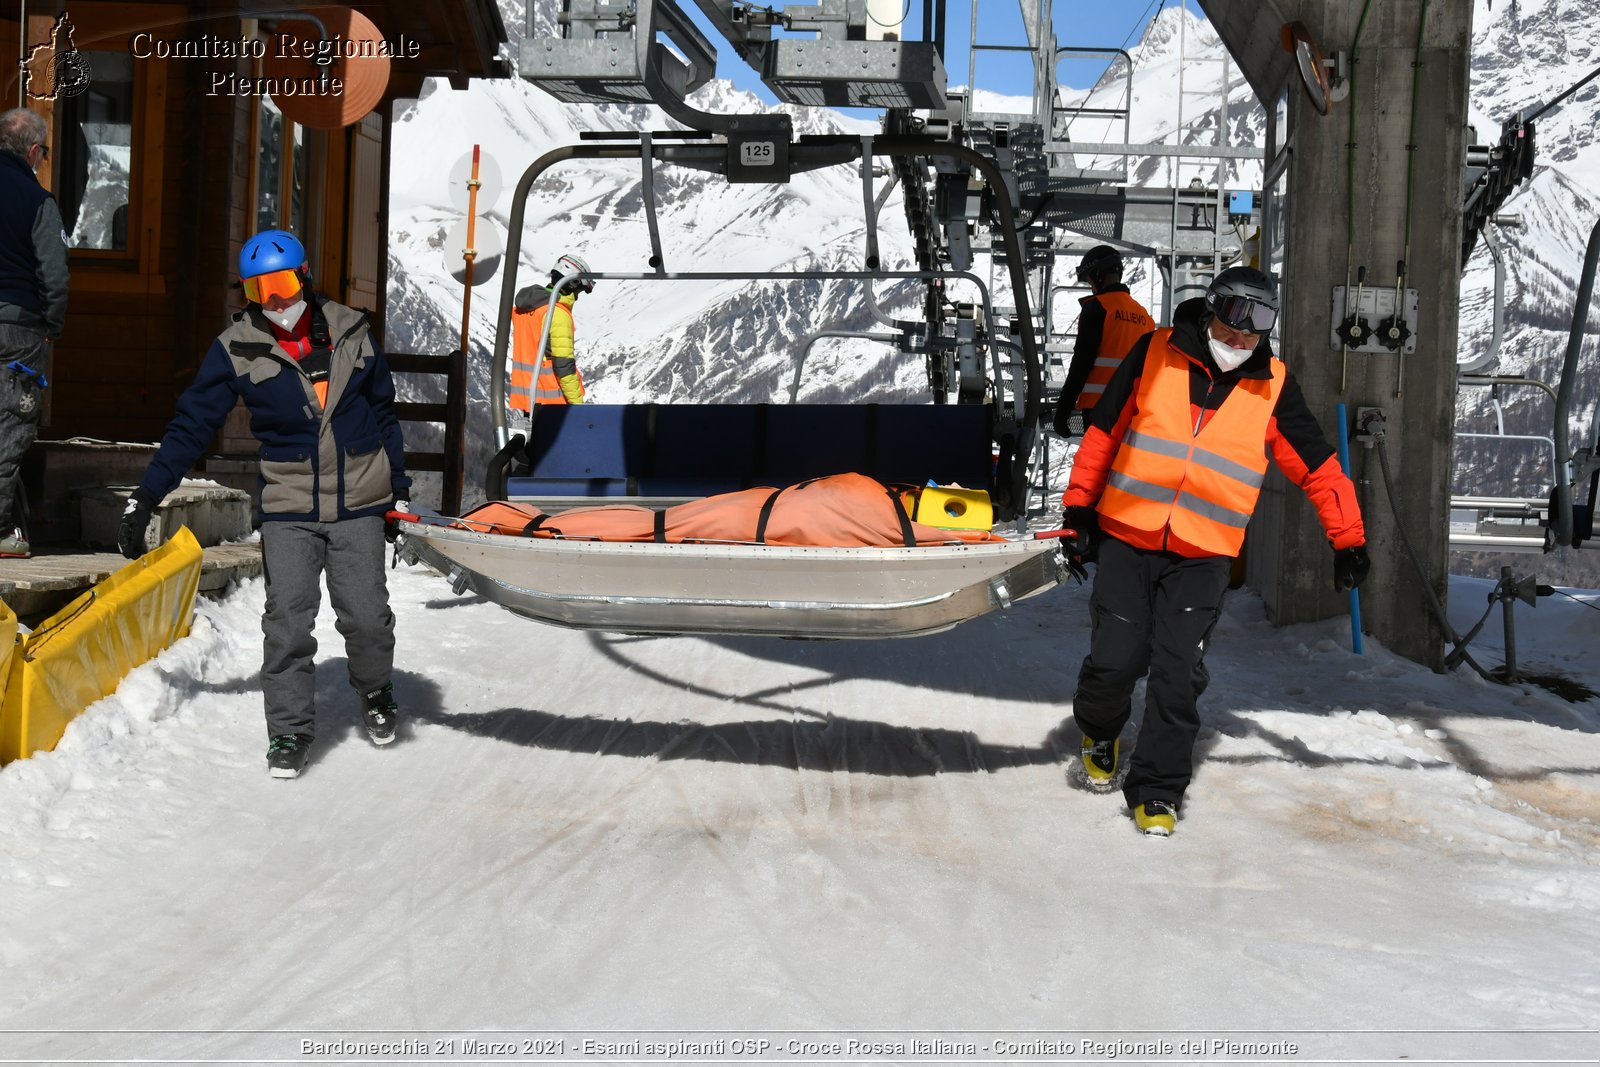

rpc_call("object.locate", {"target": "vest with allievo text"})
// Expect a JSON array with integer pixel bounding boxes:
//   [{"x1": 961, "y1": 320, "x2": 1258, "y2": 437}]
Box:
[{"x1": 1077, "y1": 290, "x2": 1154, "y2": 410}]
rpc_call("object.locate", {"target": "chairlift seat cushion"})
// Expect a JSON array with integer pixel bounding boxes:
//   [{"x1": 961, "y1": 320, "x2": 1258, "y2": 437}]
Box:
[{"x1": 507, "y1": 403, "x2": 994, "y2": 502}]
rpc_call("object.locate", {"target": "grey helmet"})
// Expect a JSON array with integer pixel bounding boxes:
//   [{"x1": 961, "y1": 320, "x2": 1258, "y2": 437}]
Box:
[
  {"x1": 552, "y1": 252, "x2": 594, "y2": 294},
  {"x1": 1075, "y1": 244, "x2": 1124, "y2": 285},
  {"x1": 1206, "y1": 266, "x2": 1279, "y2": 333}
]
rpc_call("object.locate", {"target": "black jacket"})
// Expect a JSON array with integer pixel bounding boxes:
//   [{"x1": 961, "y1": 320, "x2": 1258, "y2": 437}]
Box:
[{"x1": 0, "y1": 151, "x2": 69, "y2": 336}]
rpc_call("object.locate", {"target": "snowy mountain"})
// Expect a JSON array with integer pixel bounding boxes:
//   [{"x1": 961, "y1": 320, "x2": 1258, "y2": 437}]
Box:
[
  {"x1": 386, "y1": 1, "x2": 1600, "y2": 566},
  {"x1": 1454, "y1": 0, "x2": 1600, "y2": 583}
]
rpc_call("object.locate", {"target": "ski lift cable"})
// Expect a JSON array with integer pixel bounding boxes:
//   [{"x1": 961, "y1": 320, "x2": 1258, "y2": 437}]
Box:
[
  {"x1": 1546, "y1": 587, "x2": 1600, "y2": 613},
  {"x1": 866, "y1": 0, "x2": 912, "y2": 30},
  {"x1": 1365, "y1": 413, "x2": 1501, "y2": 682},
  {"x1": 1062, "y1": 0, "x2": 1161, "y2": 144},
  {"x1": 1337, "y1": 0, "x2": 1378, "y2": 395},
  {"x1": 1520, "y1": 62, "x2": 1600, "y2": 126}
]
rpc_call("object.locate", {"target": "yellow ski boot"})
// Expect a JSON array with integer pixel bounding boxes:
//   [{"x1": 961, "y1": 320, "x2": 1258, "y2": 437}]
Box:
[
  {"x1": 1134, "y1": 800, "x2": 1177, "y2": 836},
  {"x1": 1080, "y1": 735, "x2": 1119, "y2": 786}
]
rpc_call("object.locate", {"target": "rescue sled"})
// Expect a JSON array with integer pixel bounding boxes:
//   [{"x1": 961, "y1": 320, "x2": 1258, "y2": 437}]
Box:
[
  {"x1": 395, "y1": 460, "x2": 1073, "y2": 639},
  {"x1": 393, "y1": 514, "x2": 1070, "y2": 640}
]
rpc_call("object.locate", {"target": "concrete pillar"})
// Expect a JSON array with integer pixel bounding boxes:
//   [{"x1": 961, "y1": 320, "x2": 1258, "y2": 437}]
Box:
[{"x1": 1204, "y1": 0, "x2": 1473, "y2": 670}]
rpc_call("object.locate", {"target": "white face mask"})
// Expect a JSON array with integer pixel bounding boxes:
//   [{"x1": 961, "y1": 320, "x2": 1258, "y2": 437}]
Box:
[
  {"x1": 1208, "y1": 335, "x2": 1254, "y2": 372},
  {"x1": 262, "y1": 299, "x2": 307, "y2": 332}
]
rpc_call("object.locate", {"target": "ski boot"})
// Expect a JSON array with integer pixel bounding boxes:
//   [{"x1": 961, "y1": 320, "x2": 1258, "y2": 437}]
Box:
[
  {"x1": 1080, "y1": 735, "x2": 1119, "y2": 788},
  {"x1": 0, "y1": 527, "x2": 30, "y2": 559},
  {"x1": 360, "y1": 683, "x2": 399, "y2": 746},
  {"x1": 1134, "y1": 800, "x2": 1178, "y2": 837},
  {"x1": 267, "y1": 733, "x2": 313, "y2": 779}
]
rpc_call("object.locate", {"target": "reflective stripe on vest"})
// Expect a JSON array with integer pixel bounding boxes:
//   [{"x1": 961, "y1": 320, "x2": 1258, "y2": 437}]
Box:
[
  {"x1": 509, "y1": 302, "x2": 580, "y2": 410},
  {"x1": 1098, "y1": 329, "x2": 1286, "y2": 556},
  {"x1": 1079, "y1": 290, "x2": 1154, "y2": 409}
]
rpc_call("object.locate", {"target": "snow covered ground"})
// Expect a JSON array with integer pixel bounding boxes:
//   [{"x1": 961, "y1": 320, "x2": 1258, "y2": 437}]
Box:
[{"x1": 1, "y1": 555, "x2": 1597, "y2": 1064}]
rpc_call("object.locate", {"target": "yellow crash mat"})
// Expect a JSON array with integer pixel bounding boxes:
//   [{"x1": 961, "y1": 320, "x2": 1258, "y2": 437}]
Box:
[{"x1": 0, "y1": 527, "x2": 203, "y2": 765}]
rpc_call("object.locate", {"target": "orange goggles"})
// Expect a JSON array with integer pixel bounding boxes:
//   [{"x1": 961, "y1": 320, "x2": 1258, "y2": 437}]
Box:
[{"x1": 242, "y1": 268, "x2": 303, "y2": 304}]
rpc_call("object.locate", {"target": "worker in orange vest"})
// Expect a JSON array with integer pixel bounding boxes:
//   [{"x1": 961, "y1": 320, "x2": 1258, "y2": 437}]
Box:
[
  {"x1": 1053, "y1": 245, "x2": 1154, "y2": 438},
  {"x1": 509, "y1": 252, "x2": 593, "y2": 410},
  {"x1": 1056, "y1": 266, "x2": 1370, "y2": 836}
]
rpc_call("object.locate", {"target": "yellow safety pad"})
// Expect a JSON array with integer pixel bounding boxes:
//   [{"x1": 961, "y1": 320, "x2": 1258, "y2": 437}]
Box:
[
  {"x1": 913, "y1": 485, "x2": 993, "y2": 531},
  {"x1": 0, "y1": 599, "x2": 15, "y2": 713},
  {"x1": 0, "y1": 527, "x2": 204, "y2": 766}
]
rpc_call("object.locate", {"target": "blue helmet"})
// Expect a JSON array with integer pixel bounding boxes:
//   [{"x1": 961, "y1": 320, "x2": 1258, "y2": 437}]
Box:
[{"x1": 239, "y1": 229, "x2": 307, "y2": 280}]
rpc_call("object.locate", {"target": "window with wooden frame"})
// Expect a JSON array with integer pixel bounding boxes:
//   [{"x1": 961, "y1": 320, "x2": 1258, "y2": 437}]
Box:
[
  {"x1": 246, "y1": 19, "x2": 325, "y2": 259},
  {"x1": 57, "y1": 48, "x2": 136, "y2": 252},
  {"x1": 33, "y1": 3, "x2": 174, "y2": 268}
]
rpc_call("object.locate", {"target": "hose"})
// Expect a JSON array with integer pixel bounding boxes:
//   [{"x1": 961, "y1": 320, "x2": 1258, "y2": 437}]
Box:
[
  {"x1": 1401, "y1": 0, "x2": 1430, "y2": 269},
  {"x1": 1340, "y1": 0, "x2": 1377, "y2": 392},
  {"x1": 1372, "y1": 430, "x2": 1500, "y2": 682},
  {"x1": 1344, "y1": 0, "x2": 1376, "y2": 253}
]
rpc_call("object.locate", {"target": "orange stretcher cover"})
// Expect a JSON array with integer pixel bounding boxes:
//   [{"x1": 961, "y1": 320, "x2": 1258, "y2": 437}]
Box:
[{"x1": 459, "y1": 473, "x2": 1003, "y2": 547}]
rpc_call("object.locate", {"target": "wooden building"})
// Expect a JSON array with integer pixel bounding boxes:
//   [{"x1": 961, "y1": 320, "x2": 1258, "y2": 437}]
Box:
[{"x1": 2, "y1": 1, "x2": 507, "y2": 450}]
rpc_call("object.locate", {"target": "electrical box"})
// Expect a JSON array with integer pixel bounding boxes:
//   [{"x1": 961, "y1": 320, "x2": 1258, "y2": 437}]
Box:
[
  {"x1": 1227, "y1": 190, "x2": 1254, "y2": 222},
  {"x1": 1329, "y1": 285, "x2": 1419, "y2": 354}
]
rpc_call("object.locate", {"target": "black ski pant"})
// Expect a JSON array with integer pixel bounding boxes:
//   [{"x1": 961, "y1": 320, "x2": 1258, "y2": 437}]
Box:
[{"x1": 1072, "y1": 536, "x2": 1231, "y2": 810}]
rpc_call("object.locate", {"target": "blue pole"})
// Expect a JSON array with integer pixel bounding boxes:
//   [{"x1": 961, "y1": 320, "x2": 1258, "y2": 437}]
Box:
[{"x1": 1335, "y1": 402, "x2": 1364, "y2": 655}]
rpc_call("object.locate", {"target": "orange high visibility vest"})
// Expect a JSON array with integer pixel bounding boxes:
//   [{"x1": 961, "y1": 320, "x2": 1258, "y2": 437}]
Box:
[
  {"x1": 509, "y1": 301, "x2": 582, "y2": 410},
  {"x1": 1078, "y1": 290, "x2": 1155, "y2": 410},
  {"x1": 1097, "y1": 329, "x2": 1286, "y2": 557}
]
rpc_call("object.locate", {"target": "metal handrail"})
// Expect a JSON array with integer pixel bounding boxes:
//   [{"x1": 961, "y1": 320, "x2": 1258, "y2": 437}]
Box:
[{"x1": 492, "y1": 134, "x2": 1044, "y2": 514}]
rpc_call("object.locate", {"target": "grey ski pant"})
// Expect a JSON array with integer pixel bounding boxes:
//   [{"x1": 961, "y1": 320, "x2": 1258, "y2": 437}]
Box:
[
  {"x1": 0, "y1": 324, "x2": 49, "y2": 529},
  {"x1": 259, "y1": 516, "x2": 394, "y2": 738}
]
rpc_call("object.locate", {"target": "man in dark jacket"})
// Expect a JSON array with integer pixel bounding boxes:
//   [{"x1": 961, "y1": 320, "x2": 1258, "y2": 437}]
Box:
[
  {"x1": 117, "y1": 229, "x2": 409, "y2": 779},
  {"x1": 0, "y1": 108, "x2": 69, "y2": 558},
  {"x1": 1053, "y1": 245, "x2": 1153, "y2": 438},
  {"x1": 1058, "y1": 266, "x2": 1370, "y2": 836}
]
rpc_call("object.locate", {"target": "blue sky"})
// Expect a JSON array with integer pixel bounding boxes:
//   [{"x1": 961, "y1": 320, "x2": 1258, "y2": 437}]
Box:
[{"x1": 683, "y1": 0, "x2": 1205, "y2": 102}]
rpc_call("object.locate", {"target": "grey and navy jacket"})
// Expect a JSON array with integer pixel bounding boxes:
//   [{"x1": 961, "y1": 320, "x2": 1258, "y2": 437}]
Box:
[
  {"x1": 0, "y1": 150, "x2": 69, "y2": 336},
  {"x1": 137, "y1": 297, "x2": 409, "y2": 523}
]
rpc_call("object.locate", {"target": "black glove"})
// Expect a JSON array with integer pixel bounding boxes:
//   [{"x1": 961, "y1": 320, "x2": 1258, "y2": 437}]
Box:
[
  {"x1": 116, "y1": 490, "x2": 158, "y2": 560},
  {"x1": 1334, "y1": 545, "x2": 1370, "y2": 592},
  {"x1": 1053, "y1": 406, "x2": 1085, "y2": 439},
  {"x1": 1059, "y1": 505, "x2": 1099, "y2": 558}
]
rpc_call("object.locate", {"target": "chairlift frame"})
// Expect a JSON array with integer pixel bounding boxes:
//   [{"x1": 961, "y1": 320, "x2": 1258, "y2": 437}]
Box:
[{"x1": 485, "y1": 134, "x2": 1047, "y2": 517}]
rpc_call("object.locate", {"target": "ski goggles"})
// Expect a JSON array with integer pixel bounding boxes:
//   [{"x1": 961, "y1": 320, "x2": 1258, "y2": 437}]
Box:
[
  {"x1": 242, "y1": 268, "x2": 303, "y2": 305},
  {"x1": 1210, "y1": 294, "x2": 1277, "y2": 334}
]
